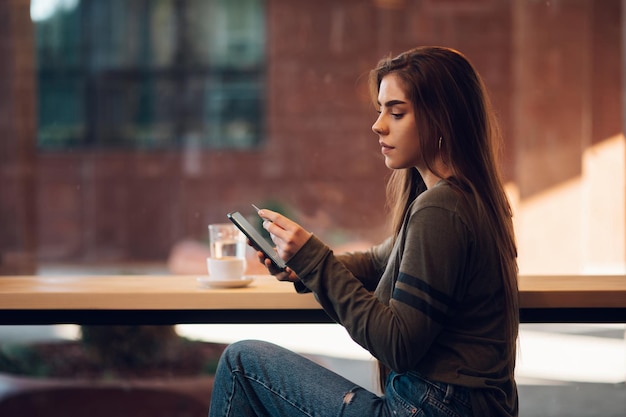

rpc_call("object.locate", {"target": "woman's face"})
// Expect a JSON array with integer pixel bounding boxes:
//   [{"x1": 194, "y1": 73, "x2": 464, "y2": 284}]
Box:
[{"x1": 372, "y1": 73, "x2": 422, "y2": 171}]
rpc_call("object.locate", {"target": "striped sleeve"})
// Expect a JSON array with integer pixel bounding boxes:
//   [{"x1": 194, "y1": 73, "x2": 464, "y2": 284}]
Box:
[{"x1": 393, "y1": 271, "x2": 458, "y2": 325}]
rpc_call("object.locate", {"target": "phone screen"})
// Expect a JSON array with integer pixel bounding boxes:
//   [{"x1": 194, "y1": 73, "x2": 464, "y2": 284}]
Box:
[{"x1": 227, "y1": 211, "x2": 287, "y2": 270}]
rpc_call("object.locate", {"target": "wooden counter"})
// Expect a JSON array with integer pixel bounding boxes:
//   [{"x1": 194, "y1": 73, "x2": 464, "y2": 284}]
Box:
[{"x1": 1, "y1": 274, "x2": 625, "y2": 324}]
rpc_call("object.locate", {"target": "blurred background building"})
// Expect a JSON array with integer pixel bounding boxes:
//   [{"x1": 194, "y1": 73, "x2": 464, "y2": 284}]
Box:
[{"x1": 0, "y1": 0, "x2": 623, "y2": 276}]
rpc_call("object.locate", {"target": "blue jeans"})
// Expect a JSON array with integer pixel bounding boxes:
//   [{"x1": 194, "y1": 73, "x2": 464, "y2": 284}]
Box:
[{"x1": 208, "y1": 340, "x2": 473, "y2": 417}]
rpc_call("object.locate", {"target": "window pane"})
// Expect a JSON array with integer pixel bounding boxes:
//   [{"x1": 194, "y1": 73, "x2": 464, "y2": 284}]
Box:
[{"x1": 35, "y1": 0, "x2": 266, "y2": 150}]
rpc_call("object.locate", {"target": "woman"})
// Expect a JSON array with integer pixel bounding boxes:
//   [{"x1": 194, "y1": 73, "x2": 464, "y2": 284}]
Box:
[{"x1": 208, "y1": 46, "x2": 519, "y2": 417}]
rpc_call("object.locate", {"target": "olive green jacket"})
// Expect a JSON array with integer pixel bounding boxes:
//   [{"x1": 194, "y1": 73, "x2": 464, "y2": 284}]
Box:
[{"x1": 287, "y1": 181, "x2": 518, "y2": 416}]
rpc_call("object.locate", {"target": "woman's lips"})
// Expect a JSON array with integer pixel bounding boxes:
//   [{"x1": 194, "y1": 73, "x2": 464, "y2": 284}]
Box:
[{"x1": 380, "y1": 141, "x2": 394, "y2": 155}]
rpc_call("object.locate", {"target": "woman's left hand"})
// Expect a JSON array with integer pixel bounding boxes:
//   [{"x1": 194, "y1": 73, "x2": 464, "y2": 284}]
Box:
[
  {"x1": 255, "y1": 249, "x2": 299, "y2": 282},
  {"x1": 257, "y1": 209, "x2": 312, "y2": 263}
]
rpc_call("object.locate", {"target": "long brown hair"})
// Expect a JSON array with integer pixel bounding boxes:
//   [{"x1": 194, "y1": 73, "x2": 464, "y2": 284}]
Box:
[{"x1": 370, "y1": 46, "x2": 519, "y2": 387}]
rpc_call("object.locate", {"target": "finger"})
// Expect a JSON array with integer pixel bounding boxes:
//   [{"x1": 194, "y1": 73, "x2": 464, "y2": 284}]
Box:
[
  {"x1": 258, "y1": 209, "x2": 298, "y2": 232},
  {"x1": 263, "y1": 221, "x2": 289, "y2": 244},
  {"x1": 284, "y1": 267, "x2": 298, "y2": 282},
  {"x1": 264, "y1": 258, "x2": 287, "y2": 276},
  {"x1": 274, "y1": 267, "x2": 297, "y2": 282}
]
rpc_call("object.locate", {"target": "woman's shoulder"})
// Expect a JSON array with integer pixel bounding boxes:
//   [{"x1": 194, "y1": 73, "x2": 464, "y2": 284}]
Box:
[
  {"x1": 408, "y1": 181, "x2": 476, "y2": 237},
  {"x1": 409, "y1": 180, "x2": 478, "y2": 227},
  {"x1": 412, "y1": 180, "x2": 463, "y2": 211}
]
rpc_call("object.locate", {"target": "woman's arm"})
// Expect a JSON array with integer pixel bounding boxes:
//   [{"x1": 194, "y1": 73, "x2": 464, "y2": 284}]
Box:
[
  {"x1": 284, "y1": 207, "x2": 470, "y2": 372},
  {"x1": 334, "y1": 238, "x2": 392, "y2": 291},
  {"x1": 257, "y1": 206, "x2": 469, "y2": 372}
]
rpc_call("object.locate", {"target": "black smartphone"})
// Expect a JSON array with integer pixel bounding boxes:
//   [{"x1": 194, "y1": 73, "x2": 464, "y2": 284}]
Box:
[{"x1": 227, "y1": 211, "x2": 287, "y2": 271}]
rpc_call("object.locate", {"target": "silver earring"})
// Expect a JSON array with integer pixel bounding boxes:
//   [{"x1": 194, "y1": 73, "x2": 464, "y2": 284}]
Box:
[{"x1": 438, "y1": 136, "x2": 443, "y2": 151}]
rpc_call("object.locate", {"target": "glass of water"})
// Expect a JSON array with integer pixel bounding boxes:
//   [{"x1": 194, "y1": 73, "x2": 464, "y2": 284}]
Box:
[{"x1": 208, "y1": 223, "x2": 246, "y2": 259}]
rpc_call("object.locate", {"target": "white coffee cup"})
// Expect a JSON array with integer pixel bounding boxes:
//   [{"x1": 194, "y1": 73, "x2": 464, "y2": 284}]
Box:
[{"x1": 207, "y1": 256, "x2": 246, "y2": 281}]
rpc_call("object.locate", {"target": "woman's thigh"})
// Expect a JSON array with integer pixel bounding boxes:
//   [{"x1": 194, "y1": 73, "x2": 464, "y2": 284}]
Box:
[
  {"x1": 210, "y1": 339, "x2": 385, "y2": 417},
  {"x1": 211, "y1": 340, "x2": 473, "y2": 417}
]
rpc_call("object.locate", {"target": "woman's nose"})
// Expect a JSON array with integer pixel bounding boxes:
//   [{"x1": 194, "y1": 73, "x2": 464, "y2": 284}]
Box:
[{"x1": 372, "y1": 115, "x2": 385, "y2": 135}]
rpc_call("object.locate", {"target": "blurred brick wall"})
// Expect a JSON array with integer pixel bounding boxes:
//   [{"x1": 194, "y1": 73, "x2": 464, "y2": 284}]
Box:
[
  {"x1": 1, "y1": 0, "x2": 621, "y2": 266},
  {"x1": 511, "y1": 0, "x2": 624, "y2": 273},
  {"x1": 33, "y1": 0, "x2": 515, "y2": 262},
  {"x1": 0, "y1": 0, "x2": 37, "y2": 273}
]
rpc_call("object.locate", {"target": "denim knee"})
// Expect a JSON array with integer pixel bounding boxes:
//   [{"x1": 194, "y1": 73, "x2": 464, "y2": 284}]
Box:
[{"x1": 218, "y1": 339, "x2": 273, "y2": 371}]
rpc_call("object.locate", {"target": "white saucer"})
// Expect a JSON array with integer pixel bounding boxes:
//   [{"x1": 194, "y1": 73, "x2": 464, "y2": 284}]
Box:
[{"x1": 197, "y1": 276, "x2": 254, "y2": 289}]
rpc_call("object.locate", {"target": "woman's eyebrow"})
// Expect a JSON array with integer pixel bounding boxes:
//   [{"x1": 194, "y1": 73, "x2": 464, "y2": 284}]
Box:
[{"x1": 377, "y1": 99, "x2": 408, "y2": 108}]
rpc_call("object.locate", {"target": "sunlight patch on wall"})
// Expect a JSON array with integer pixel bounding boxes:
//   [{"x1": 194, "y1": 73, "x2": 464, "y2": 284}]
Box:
[
  {"x1": 509, "y1": 134, "x2": 625, "y2": 275},
  {"x1": 581, "y1": 134, "x2": 626, "y2": 274},
  {"x1": 511, "y1": 177, "x2": 584, "y2": 274}
]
